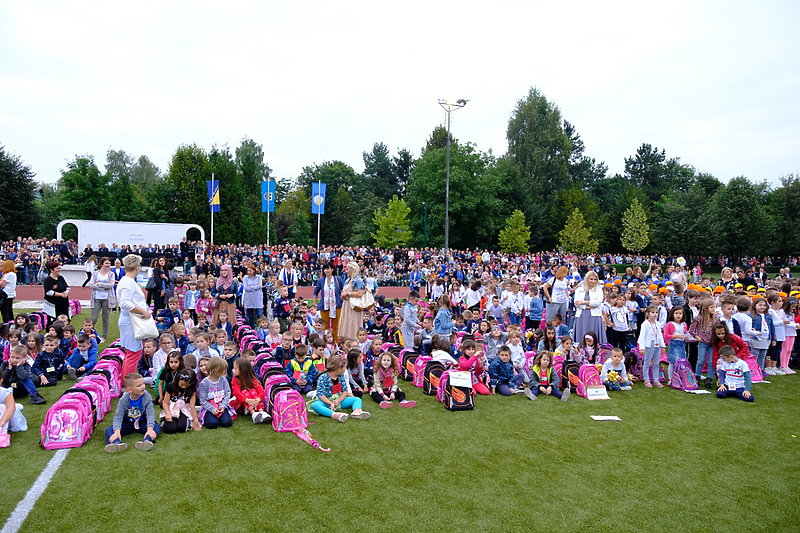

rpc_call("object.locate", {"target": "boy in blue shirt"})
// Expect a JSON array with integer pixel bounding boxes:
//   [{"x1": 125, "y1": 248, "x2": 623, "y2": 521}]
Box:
[
  {"x1": 66, "y1": 335, "x2": 98, "y2": 380},
  {"x1": 32, "y1": 334, "x2": 66, "y2": 386},
  {"x1": 105, "y1": 372, "x2": 160, "y2": 452},
  {"x1": 157, "y1": 297, "x2": 182, "y2": 333}
]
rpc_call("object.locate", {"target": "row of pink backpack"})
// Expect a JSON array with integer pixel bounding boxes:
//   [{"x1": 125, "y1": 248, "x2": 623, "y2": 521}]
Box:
[
  {"x1": 69, "y1": 299, "x2": 82, "y2": 317},
  {"x1": 41, "y1": 386, "x2": 98, "y2": 450}
]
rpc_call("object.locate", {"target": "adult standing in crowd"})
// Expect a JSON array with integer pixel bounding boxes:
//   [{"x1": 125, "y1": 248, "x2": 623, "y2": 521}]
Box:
[
  {"x1": 152, "y1": 256, "x2": 169, "y2": 312},
  {"x1": 717, "y1": 267, "x2": 736, "y2": 291},
  {"x1": 117, "y1": 254, "x2": 149, "y2": 387},
  {"x1": 212, "y1": 264, "x2": 238, "y2": 323},
  {"x1": 277, "y1": 259, "x2": 299, "y2": 299},
  {"x1": 338, "y1": 261, "x2": 366, "y2": 340},
  {"x1": 542, "y1": 266, "x2": 569, "y2": 322},
  {"x1": 0, "y1": 260, "x2": 17, "y2": 323},
  {"x1": 88, "y1": 256, "x2": 116, "y2": 341},
  {"x1": 573, "y1": 270, "x2": 607, "y2": 344},
  {"x1": 241, "y1": 263, "x2": 263, "y2": 328},
  {"x1": 314, "y1": 262, "x2": 343, "y2": 340},
  {"x1": 42, "y1": 261, "x2": 70, "y2": 320}
]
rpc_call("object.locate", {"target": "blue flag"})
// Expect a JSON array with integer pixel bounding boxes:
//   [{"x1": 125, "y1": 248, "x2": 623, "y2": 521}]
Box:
[
  {"x1": 261, "y1": 181, "x2": 275, "y2": 213},
  {"x1": 311, "y1": 182, "x2": 326, "y2": 215},
  {"x1": 207, "y1": 180, "x2": 220, "y2": 213}
]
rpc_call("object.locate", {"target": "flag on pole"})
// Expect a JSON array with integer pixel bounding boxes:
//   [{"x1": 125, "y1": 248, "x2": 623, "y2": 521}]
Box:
[
  {"x1": 311, "y1": 182, "x2": 326, "y2": 215},
  {"x1": 261, "y1": 181, "x2": 275, "y2": 213},
  {"x1": 207, "y1": 180, "x2": 220, "y2": 213}
]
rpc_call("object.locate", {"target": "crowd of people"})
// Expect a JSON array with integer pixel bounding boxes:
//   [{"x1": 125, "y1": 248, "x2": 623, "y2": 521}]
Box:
[{"x1": 2, "y1": 237, "x2": 798, "y2": 448}]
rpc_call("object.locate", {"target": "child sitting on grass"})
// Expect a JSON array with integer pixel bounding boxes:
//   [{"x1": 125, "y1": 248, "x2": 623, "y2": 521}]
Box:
[
  {"x1": 371, "y1": 351, "x2": 416, "y2": 409},
  {"x1": 600, "y1": 347, "x2": 632, "y2": 391},
  {"x1": 458, "y1": 339, "x2": 490, "y2": 395},
  {"x1": 65, "y1": 334, "x2": 98, "y2": 381},
  {"x1": 489, "y1": 345, "x2": 523, "y2": 396},
  {"x1": 524, "y1": 350, "x2": 568, "y2": 401},
  {"x1": 286, "y1": 344, "x2": 315, "y2": 395},
  {"x1": 344, "y1": 348, "x2": 370, "y2": 398},
  {"x1": 32, "y1": 334, "x2": 66, "y2": 387},
  {"x1": 198, "y1": 357, "x2": 235, "y2": 428},
  {"x1": 105, "y1": 372, "x2": 160, "y2": 453},
  {"x1": 716, "y1": 345, "x2": 754, "y2": 402},
  {"x1": 231, "y1": 358, "x2": 270, "y2": 423},
  {"x1": 311, "y1": 354, "x2": 371, "y2": 422},
  {"x1": 0, "y1": 384, "x2": 27, "y2": 447},
  {"x1": 160, "y1": 368, "x2": 201, "y2": 433},
  {"x1": 2, "y1": 345, "x2": 47, "y2": 404},
  {"x1": 156, "y1": 351, "x2": 184, "y2": 403}
]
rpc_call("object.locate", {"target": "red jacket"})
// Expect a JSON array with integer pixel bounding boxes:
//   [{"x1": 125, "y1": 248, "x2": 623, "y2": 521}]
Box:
[
  {"x1": 712, "y1": 333, "x2": 749, "y2": 370},
  {"x1": 231, "y1": 376, "x2": 265, "y2": 414}
]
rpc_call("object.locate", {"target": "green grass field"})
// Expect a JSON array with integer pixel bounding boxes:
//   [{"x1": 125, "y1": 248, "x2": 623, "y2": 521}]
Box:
[{"x1": 2, "y1": 309, "x2": 799, "y2": 533}]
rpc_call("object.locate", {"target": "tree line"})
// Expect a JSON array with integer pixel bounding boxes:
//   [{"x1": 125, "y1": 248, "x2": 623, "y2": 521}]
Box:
[{"x1": 1, "y1": 86, "x2": 797, "y2": 260}]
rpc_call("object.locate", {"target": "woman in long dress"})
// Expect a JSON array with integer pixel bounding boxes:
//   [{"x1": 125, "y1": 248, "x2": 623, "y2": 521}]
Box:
[
  {"x1": 572, "y1": 270, "x2": 607, "y2": 345},
  {"x1": 117, "y1": 254, "x2": 151, "y2": 388},
  {"x1": 337, "y1": 261, "x2": 366, "y2": 341}
]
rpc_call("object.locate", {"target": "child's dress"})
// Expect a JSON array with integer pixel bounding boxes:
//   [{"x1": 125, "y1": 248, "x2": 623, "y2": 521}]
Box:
[
  {"x1": 231, "y1": 377, "x2": 265, "y2": 414},
  {"x1": 198, "y1": 377, "x2": 236, "y2": 424},
  {"x1": 663, "y1": 321, "x2": 688, "y2": 363}
]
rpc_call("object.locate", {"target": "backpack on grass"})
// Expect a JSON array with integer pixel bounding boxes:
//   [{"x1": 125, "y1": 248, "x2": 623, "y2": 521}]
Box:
[
  {"x1": 436, "y1": 370, "x2": 474, "y2": 411},
  {"x1": 272, "y1": 389, "x2": 307, "y2": 432},
  {"x1": 576, "y1": 363, "x2": 604, "y2": 399},
  {"x1": 423, "y1": 361, "x2": 446, "y2": 395},
  {"x1": 40, "y1": 387, "x2": 97, "y2": 450},
  {"x1": 412, "y1": 355, "x2": 432, "y2": 388},
  {"x1": 399, "y1": 349, "x2": 418, "y2": 381},
  {"x1": 669, "y1": 358, "x2": 698, "y2": 390}
]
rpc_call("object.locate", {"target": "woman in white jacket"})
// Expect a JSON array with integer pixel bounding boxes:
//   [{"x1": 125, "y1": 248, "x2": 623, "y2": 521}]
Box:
[{"x1": 573, "y1": 270, "x2": 607, "y2": 344}]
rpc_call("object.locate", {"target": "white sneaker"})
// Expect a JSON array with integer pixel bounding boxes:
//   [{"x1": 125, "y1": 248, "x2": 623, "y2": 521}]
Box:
[
  {"x1": 350, "y1": 410, "x2": 371, "y2": 420},
  {"x1": 620, "y1": 385, "x2": 632, "y2": 391},
  {"x1": 773, "y1": 368, "x2": 786, "y2": 375},
  {"x1": 561, "y1": 388, "x2": 570, "y2": 402},
  {"x1": 252, "y1": 412, "x2": 263, "y2": 424},
  {"x1": 306, "y1": 391, "x2": 317, "y2": 400}
]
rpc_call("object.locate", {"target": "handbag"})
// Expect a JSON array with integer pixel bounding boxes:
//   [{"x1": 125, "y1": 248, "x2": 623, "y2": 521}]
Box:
[
  {"x1": 350, "y1": 288, "x2": 376, "y2": 312},
  {"x1": 145, "y1": 275, "x2": 156, "y2": 290},
  {"x1": 130, "y1": 311, "x2": 159, "y2": 340}
]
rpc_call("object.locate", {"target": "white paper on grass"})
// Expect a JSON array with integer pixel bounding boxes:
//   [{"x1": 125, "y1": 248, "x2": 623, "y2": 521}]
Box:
[
  {"x1": 591, "y1": 416, "x2": 621, "y2": 421},
  {"x1": 586, "y1": 386, "x2": 610, "y2": 400},
  {"x1": 686, "y1": 389, "x2": 712, "y2": 394},
  {"x1": 448, "y1": 371, "x2": 473, "y2": 389}
]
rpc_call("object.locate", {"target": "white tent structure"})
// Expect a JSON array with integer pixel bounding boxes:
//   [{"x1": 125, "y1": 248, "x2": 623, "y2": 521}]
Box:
[{"x1": 56, "y1": 219, "x2": 205, "y2": 251}]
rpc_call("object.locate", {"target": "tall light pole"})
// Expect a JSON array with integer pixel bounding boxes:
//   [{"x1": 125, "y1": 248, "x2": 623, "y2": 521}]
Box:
[{"x1": 437, "y1": 98, "x2": 468, "y2": 253}]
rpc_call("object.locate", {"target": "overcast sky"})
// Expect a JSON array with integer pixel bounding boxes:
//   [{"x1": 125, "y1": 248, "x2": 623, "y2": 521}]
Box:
[{"x1": 1, "y1": 1, "x2": 798, "y2": 187}]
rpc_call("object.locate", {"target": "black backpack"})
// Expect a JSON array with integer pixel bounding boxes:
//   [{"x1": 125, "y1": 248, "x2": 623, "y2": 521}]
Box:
[
  {"x1": 400, "y1": 351, "x2": 418, "y2": 381},
  {"x1": 423, "y1": 361, "x2": 446, "y2": 395}
]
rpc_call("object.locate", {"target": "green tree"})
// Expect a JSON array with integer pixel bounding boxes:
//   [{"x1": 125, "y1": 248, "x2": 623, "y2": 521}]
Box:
[
  {"x1": 236, "y1": 137, "x2": 272, "y2": 243},
  {"x1": 0, "y1": 145, "x2": 41, "y2": 239},
  {"x1": 651, "y1": 184, "x2": 714, "y2": 256},
  {"x1": 422, "y1": 125, "x2": 454, "y2": 154},
  {"x1": 372, "y1": 196, "x2": 411, "y2": 248},
  {"x1": 710, "y1": 176, "x2": 773, "y2": 261},
  {"x1": 361, "y1": 142, "x2": 399, "y2": 202},
  {"x1": 132, "y1": 155, "x2": 161, "y2": 188},
  {"x1": 498, "y1": 210, "x2": 530, "y2": 253},
  {"x1": 288, "y1": 213, "x2": 314, "y2": 246},
  {"x1": 405, "y1": 140, "x2": 512, "y2": 250},
  {"x1": 620, "y1": 198, "x2": 650, "y2": 253},
  {"x1": 297, "y1": 161, "x2": 355, "y2": 246},
  {"x1": 624, "y1": 144, "x2": 695, "y2": 205},
  {"x1": 208, "y1": 144, "x2": 248, "y2": 244},
  {"x1": 506, "y1": 87, "x2": 573, "y2": 202},
  {"x1": 160, "y1": 144, "x2": 209, "y2": 226},
  {"x1": 768, "y1": 173, "x2": 800, "y2": 257},
  {"x1": 559, "y1": 208, "x2": 598, "y2": 254},
  {"x1": 105, "y1": 149, "x2": 148, "y2": 222},
  {"x1": 547, "y1": 187, "x2": 605, "y2": 250},
  {"x1": 56, "y1": 155, "x2": 112, "y2": 221}
]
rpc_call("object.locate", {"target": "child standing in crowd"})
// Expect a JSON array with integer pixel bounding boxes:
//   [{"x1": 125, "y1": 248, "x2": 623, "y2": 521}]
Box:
[
  {"x1": 638, "y1": 305, "x2": 665, "y2": 388},
  {"x1": 663, "y1": 306, "x2": 688, "y2": 382},
  {"x1": 750, "y1": 297, "x2": 774, "y2": 376},
  {"x1": 689, "y1": 299, "x2": 717, "y2": 387}
]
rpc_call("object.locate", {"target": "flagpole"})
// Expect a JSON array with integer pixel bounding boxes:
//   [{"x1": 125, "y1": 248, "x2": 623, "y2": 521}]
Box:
[
  {"x1": 210, "y1": 172, "x2": 215, "y2": 245},
  {"x1": 316, "y1": 180, "x2": 321, "y2": 251}
]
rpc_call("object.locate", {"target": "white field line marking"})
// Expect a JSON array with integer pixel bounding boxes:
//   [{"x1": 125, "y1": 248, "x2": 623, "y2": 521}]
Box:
[{"x1": 1, "y1": 449, "x2": 69, "y2": 533}]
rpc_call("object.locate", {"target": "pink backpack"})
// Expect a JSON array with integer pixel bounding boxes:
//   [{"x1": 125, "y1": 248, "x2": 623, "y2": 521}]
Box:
[
  {"x1": 742, "y1": 355, "x2": 764, "y2": 383},
  {"x1": 272, "y1": 389, "x2": 308, "y2": 432},
  {"x1": 412, "y1": 355, "x2": 433, "y2": 388},
  {"x1": 552, "y1": 353, "x2": 564, "y2": 379},
  {"x1": 523, "y1": 351, "x2": 537, "y2": 377},
  {"x1": 259, "y1": 361, "x2": 286, "y2": 384},
  {"x1": 436, "y1": 370, "x2": 452, "y2": 403},
  {"x1": 597, "y1": 344, "x2": 613, "y2": 364},
  {"x1": 576, "y1": 363, "x2": 604, "y2": 398},
  {"x1": 77, "y1": 376, "x2": 111, "y2": 419},
  {"x1": 239, "y1": 334, "x2": 257, "y2": 351},
  {"x1": 69, "y1": 299, "x2": 82, "y2": 316},
  {"x1": 40, "y1": 388, "x2": 96, "y2": 450},
  {"x1": 94, "y1": 360, "x2": 122, "y2": 398},
  {"x1": 669, "y1": 359, "x2": 698, "y2": 390}
]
